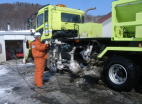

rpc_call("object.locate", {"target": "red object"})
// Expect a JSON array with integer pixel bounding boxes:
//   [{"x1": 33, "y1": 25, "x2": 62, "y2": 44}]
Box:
[
  {"x1": 16, "y1": 53, "x2": 24, "y2": 57},
  {"x1": 56, "y1": 4, "x2": 66, "y2": 7},
  {"x1": 98, "y1": 13, "x2": 112, "y2": 23},
  {"x1": 30, "y1": 39, "x2": 48, "y2": 87},
  {"x1": 74, "y1": 40, "x2": 80, "y2": 43}
]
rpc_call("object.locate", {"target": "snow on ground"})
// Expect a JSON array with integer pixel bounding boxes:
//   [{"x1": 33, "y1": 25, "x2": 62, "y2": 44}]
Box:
[
  {"x1": 0, "y1": 87, "x2": 12, "y2": 97},
  {"x1": 0, "y1": 62, "x2": 40, "y2": 104},
  {"x1": 18, "y1": 63, "x2": 34, "y2": 67},
  {"x1": 0, "y1": 66, "x2": 9, "y2": 76},
  {"x1": 0, "y1": 60, "x2": 142, "y2": 104}
]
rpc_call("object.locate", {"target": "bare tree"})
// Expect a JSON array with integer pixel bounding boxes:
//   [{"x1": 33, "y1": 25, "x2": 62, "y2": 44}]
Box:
[{"x1": 0, "y1": 2, "x2": 41, "y2": 30}]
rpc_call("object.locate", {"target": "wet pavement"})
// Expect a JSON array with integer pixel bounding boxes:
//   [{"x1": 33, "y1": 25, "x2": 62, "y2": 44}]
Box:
[{"x1": 0, "y1": 60, "x2": 142, "y2": 104}]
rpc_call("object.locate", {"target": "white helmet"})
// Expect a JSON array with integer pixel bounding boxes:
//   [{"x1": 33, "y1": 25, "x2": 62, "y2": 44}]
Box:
[{"x1": 34, "y1": 32, "x2": 41, "y2": 38}]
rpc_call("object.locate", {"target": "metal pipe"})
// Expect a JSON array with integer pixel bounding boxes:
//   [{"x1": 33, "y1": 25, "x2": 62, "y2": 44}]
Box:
[{"x1": 84, "y1": 7, "x2": 96, "y2": 22}]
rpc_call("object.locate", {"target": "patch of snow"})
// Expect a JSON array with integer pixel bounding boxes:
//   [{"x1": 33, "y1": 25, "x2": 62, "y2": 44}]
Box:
[
  {"x1": 18, "y1": 63, "x2": 34, "y2": 67},
  {"x1": 0, "y1": 87, "x2": 12, "y2": 97},
  {"x1": 0, "y1": 89, "x2": 5, "y2": 95},
  {"x1": 0, "y1": 66, "x2": 9, "y2": 76}
]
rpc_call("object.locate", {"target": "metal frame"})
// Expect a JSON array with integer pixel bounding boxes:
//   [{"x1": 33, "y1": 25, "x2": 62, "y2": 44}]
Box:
[
  {"x1": 98, "y1": 46, "x2": 142, "y2": 58},
  {"x1": 112, "y1": 0, "x2": 142, "y2": 41}
]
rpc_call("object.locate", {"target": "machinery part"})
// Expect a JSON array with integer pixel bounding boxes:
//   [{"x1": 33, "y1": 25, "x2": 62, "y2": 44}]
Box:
[
  {"x1": 57, "y1": 52, "x2": 64, "y2": 70},
  {"x1": 69, "y1": 47, "x2": 81, "y2": 74},
  {"x1": 80, "y1": 45, "x2": 93, "y2": 62},
  {"x1": 84, "y1": 7, "x2": 96, "y2": 22},
  {"x1": 50, "y1": 62, "x2": 57, "y2": 72},
  {"x1": 69, "y1": 60, "x2": 81, "y2": 74},
  {"x1": 54, "y1": 39, "x2": 62, "y2": 45},
  {"x1": 103, "y1": 56, "x2": 138, "y2": 91},
  {"x1": 47, "y1": 45, "x2": 58, "y2": 72},
  {"x1": 85, "y1": 7, "x2": 96, "y2": 15},
  {"x1": 47, "y1": 55, "x2": 57, "y2": 72}
]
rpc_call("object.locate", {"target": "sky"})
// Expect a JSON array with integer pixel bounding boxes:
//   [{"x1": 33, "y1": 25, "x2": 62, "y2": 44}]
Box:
[{"x1": 0, "y1": 0, "x2": 115, "y2": 15}]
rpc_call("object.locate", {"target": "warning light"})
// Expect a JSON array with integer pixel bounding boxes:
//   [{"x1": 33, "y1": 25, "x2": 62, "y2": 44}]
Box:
[{"x1": 56, "y1": 4, "x2": 66, "y2": 7}]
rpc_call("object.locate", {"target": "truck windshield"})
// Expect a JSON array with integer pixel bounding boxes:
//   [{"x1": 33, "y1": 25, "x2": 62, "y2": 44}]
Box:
[
  {"x1": 37, "y1": 13, "x2": 43, "y2": 27},
  {"x1": 61, "y1": 13, "x2": 81, "y2": 23}
]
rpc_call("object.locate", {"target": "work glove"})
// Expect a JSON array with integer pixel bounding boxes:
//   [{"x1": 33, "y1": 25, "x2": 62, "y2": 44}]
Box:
[
  {"x1": 45, "y1": 40, "x2": 51, "y2": 47},
  {"x1": 45, "y1": 40, "x2": 49, "y2": 44}
]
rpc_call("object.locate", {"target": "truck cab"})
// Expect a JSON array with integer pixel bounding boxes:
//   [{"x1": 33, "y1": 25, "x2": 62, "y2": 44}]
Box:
[{"x1": 36, "y1": 4, "x2": 84, "y2": 40}]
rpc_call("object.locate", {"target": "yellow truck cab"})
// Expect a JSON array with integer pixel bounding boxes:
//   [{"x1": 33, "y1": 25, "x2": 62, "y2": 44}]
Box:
[
  {"x1": 36, "y1": 4, "x2": 102, "y2": 40},
  {"x1": 36, "y1": 4, "x2": 84, "y2": 40}
]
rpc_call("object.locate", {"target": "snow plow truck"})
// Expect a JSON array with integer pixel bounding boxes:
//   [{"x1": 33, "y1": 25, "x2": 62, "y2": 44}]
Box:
[{"x1": 30, "y1": 0, "x2": 142, "y2": 91}]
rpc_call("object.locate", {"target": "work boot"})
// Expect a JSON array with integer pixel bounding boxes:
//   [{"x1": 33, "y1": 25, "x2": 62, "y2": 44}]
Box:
[
  {"x1": 37, "y1": 86, "x2": 47, "y2": 89},
  {"x1": 32, "y1": 85, "x2": 47, "y2": 90}
]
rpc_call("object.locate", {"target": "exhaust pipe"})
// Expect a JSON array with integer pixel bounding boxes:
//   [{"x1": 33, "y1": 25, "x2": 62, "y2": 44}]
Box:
[{"x1": 84, "y1": 7, "x2": 96, "y2": 22}]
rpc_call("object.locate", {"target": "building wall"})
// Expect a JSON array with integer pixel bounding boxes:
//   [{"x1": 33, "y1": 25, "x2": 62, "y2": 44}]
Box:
[
  {"x1": 0, "y1": 31, "x2": 34, "y2": 63},
  {"x1": 102, "y1": 18, "x2": 112, "y2": 37},
  {"x1": 0, "y1": 36, "x2": 6, "y2": 62}
]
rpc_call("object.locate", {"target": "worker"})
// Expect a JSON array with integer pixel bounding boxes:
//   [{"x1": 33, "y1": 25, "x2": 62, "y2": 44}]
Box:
[{"x1": 30, "y1": 32, "x2": 49, "y2": 88}]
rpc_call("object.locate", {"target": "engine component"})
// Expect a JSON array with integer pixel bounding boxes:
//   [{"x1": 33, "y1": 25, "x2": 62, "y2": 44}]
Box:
[
  {"x1": 80, "y1": 45, "x2": 93, "y2": 62},
  {"x1": 57, "y1": 52, "x2": 64, "y2": 70},
  {"x1": 69, "y1": 47, "x2": 81, "y2": 74},
  {"x1": 69, "y1": 60, "x2": 81, "y2": 74}
]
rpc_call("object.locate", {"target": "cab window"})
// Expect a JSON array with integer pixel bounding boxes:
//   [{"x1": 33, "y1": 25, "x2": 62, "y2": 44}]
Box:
[
  {"x1": 61, "y1": 13, "x2": 81, "y2": 23},
  {"x1": 37, "y1": 13, "x2": 43, "y2": 27},
  {"x1": 44, "y1": 10, "x2": 48, "y2": 22}
]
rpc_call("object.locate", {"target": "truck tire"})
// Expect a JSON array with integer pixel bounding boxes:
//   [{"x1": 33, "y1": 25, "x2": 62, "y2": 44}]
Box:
[{"x1": 103, "y1": 56, "x2": 138, "y2": 91}]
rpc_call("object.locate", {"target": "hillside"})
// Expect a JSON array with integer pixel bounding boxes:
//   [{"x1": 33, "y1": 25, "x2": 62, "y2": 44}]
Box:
[
  {"x1": 0, "y1": 2, "x2": 103, "y2": 31},
  {"x1": 0, "y1": 2, "x2": 41, "y2": 30}
]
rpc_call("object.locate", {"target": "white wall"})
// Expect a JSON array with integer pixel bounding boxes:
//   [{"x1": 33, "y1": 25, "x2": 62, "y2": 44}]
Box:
[
  {"x1": 102, "y1": 18, "x2": 112, "y2": 37},
  {"x1": 4, "y1": 35, "x2": 25, "y2": 40},
  {"x1": 0, "y1": 32, "x2": 34, "y2": 63},
  {"x1": 0, "y1": 36, "x2": 6, "y2": 62}
]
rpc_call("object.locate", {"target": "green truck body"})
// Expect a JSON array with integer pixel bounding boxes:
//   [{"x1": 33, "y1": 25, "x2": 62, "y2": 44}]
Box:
[
  {"x1": 33, "y1": 0, "x2": 142, "y2": 91},
  {"x1": 99, "y1": 0, "x2": 142, "y2": 58},
  {"x1": 35, "y1": 0, "x2": 142, "y2": 59}
]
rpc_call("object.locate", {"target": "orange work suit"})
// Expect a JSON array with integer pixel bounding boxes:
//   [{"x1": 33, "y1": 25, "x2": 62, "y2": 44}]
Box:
[{"x1": 30, "y1": 39, "x2": 48, "y2": 87}]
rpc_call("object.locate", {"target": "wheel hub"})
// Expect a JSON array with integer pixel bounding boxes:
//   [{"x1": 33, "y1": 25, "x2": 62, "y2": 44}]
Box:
[{"x1": 109, "y1": 64, "x2": 127, "y2": 85}]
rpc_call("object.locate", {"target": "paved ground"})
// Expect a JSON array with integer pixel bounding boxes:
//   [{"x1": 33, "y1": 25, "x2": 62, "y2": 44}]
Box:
[{"x1": 0, "y1": 60, "x2": 142, "y2": 104}]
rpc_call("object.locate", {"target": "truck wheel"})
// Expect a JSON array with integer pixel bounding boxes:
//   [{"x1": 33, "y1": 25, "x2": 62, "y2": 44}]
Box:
[{"x1": 103, "y1": 56, "x2": 138, "y2": 91}]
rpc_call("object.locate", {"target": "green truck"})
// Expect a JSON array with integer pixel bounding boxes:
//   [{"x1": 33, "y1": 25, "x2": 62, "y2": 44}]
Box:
[{"x1": 33, "y1": 0, "x2": 142, "y2": 91}]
